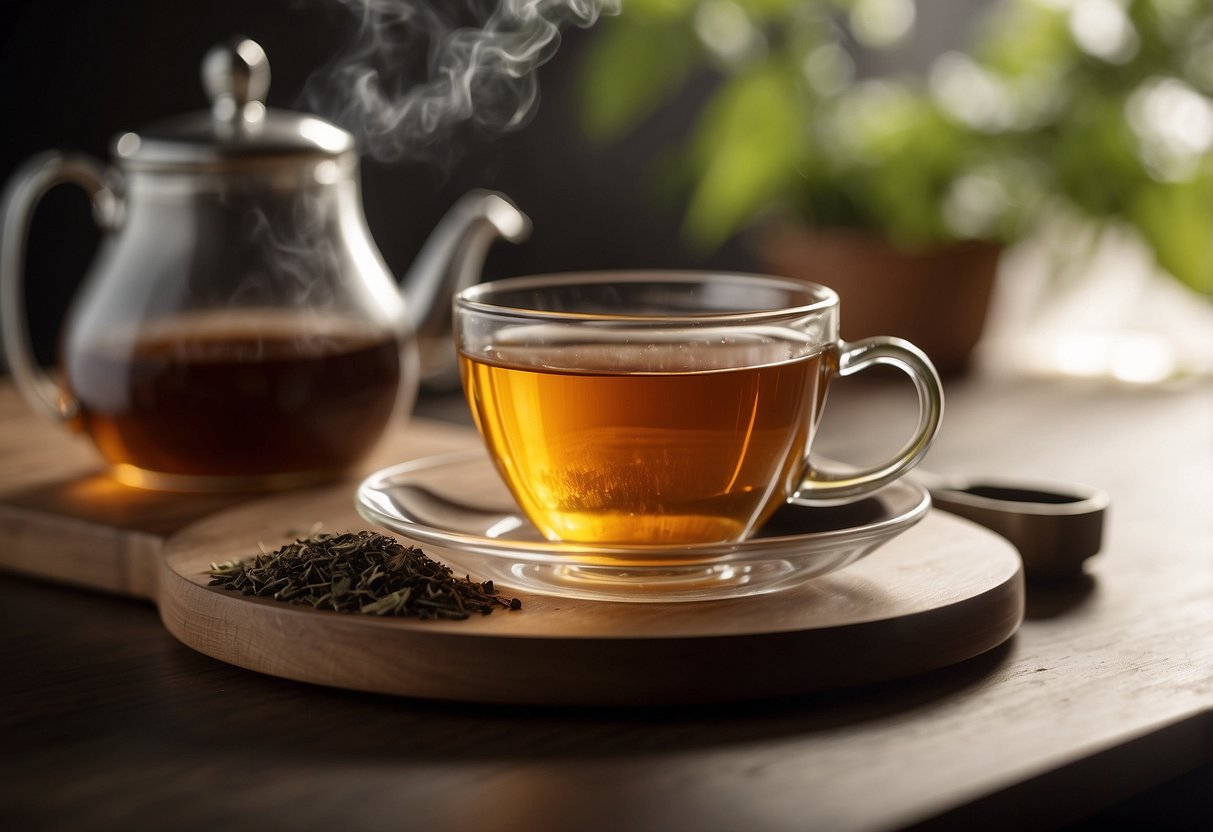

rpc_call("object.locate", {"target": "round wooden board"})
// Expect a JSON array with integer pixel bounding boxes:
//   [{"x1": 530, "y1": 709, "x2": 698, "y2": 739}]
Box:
[{"x1": 158, "y1": 483, "x2": 1024, "y2": 706}]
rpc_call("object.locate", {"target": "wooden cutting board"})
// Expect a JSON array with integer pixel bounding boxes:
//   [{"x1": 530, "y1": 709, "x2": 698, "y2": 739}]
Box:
[{"x1": 0, "y1": 385, "x2": 1023, "y2": 705}]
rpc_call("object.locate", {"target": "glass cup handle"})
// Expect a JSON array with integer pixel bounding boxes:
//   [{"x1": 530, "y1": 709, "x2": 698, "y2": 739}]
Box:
[
  {"x1": 0, "y1": 151, "x2": 120, "y2": 422},
  {"x1": 797, "y1": 336, "x2": 944, "y2": 502}
]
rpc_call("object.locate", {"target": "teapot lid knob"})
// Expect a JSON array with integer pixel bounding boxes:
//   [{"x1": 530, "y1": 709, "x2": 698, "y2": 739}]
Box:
[
  {"x1": 202, "y1": 37, "x2": 271, "y2": 127},
  {"x1": 114, "y1": 37, "x2": 353, "y2": 168}
]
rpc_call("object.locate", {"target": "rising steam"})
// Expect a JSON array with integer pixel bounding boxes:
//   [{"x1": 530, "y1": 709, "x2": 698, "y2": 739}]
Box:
[{"x1": 307, "y1": 0, "x2": 619, "y2": 163}]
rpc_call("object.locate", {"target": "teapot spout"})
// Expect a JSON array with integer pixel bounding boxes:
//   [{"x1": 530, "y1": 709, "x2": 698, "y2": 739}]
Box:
[{"x1": 403, "y1": 190, "x2": 530, "y2": 389}]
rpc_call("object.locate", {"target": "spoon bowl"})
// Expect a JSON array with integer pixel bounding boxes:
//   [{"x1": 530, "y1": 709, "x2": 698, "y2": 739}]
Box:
[{"x1": 914, "y1": 471, "x2": 1109, "y2": 580}]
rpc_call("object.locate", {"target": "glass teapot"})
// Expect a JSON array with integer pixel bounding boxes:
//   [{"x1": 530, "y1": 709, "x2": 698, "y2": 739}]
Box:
[{"x1": 0, "y1": 38, "x2": 529, "y2": 491}]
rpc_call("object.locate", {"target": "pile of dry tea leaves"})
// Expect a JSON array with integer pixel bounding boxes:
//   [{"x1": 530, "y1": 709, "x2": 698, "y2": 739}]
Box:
[{"x1": 208, "y1": 530, "x2": 521, "y2": 620}]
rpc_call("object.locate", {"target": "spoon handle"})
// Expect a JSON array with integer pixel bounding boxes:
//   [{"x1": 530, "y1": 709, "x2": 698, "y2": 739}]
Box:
[{"x1": 915, "y1": 469, "x2": 1109, "y2": 580}]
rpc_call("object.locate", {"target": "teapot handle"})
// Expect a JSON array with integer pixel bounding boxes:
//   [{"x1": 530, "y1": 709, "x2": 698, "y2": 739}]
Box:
[{"x1": 0, "y1": 152, "x2": 120, "y2": 422}]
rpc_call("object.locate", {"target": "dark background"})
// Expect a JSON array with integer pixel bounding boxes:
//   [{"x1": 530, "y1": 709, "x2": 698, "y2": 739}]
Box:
[
  {"x1": 2, "y1": 3, "x2": 1212, "y2": 825},
  {"x1": 0, "y1": 0, "x2": 753, "y2": 367}
]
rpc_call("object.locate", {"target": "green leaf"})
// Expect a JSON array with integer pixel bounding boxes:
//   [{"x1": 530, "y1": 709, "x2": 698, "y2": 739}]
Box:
[
  {"x1": 1131, "y1": 175, "x2": 1213, "y2": 295},
  {"x1": 616, "y1": 0, "x2": 702, "y2": 19},
  {"x1": 971, "y1": 0, "x2": 1075, "y2": 79},
  {"x1": 578, "y1": 19, "x2": 697, "y2": 142},
  {"x1": 682, "y1": 63, "x2": 805, "y2": 248}
]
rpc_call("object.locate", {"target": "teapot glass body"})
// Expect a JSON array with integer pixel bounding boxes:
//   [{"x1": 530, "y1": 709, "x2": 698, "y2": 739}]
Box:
[
  {"x1": 62, "y1": 160, "x2": 412, "y2": 489},
  {"x1": 1, "y1": 152, "x2": 410, "y2": 491}
]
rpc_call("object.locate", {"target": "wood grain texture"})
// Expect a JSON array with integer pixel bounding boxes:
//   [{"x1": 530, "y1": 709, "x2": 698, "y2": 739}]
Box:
[
  {"x1": 2, "y1": 377, "x2": 1211, "y2": 832},
  {"x1": 0, "y1": 384, "x2": 472, "y2": 595},
  {"x1": 158, "y1": 493, "x2": 1022, "y2": 704},
  {"x1": 0, "y1": 381, "x2": 1024, "y2": 705}
]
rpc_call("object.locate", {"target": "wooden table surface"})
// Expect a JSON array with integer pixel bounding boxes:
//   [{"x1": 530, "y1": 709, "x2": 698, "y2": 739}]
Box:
[{"x1": 1, "y1": 372, "x2": 1210, "y2": 831}]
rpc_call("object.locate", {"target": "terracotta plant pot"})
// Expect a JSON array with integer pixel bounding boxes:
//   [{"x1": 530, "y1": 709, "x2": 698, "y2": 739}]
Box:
[{"x1": 757, "y1": 225, "x2": 1002, "y2": 376}]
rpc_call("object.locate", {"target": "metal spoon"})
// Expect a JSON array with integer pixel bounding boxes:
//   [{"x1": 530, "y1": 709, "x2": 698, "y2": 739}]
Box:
[{"x1": 913, "y1": 470, "x2": 1109, "y2": 580}]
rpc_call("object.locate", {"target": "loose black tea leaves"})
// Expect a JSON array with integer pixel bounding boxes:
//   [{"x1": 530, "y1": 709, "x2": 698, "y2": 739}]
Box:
[{"x1": 208, "y1": 531, "x2": 521, "y2": 620}]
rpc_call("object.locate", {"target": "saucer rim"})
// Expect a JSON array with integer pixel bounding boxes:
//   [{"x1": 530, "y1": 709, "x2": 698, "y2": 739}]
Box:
[{"x1": 354, "y1": 449, "x2": 931, "y2": 566}]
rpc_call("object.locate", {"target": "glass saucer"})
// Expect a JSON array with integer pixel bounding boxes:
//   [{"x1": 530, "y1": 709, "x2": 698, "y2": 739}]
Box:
[{"x1": 354, "y1": 450, "x2": 930, "y2": 603}]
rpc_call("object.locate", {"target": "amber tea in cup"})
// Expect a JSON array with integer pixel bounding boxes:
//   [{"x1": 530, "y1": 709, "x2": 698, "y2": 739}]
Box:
[{"x1": 456, "y1": 272, "x2": 942, "y2": 546}]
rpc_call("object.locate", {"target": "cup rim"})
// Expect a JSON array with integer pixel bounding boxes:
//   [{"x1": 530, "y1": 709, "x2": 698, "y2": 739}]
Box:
[{"x1": 455, "y1": 270, "x2": 838, "y2": 323}]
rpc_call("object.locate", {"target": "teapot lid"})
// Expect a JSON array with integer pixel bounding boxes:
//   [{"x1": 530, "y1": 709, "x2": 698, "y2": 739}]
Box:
[{"x1": 114, "y1": 37, "x2": 355, "y2": 171}]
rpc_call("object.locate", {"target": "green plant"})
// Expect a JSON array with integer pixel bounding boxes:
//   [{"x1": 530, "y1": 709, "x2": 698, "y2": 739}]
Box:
[{"x1": 578, "y1": 0, "x2": 1213, "y2": 294}]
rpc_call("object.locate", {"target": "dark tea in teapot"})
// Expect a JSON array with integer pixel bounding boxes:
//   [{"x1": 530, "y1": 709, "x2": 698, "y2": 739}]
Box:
[{"x1": 65, "y1": 311, "x2": 404, "y2": 489}]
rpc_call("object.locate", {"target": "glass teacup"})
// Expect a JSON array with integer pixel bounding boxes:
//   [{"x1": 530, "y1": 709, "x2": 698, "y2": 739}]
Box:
[{"x1": 455, "y1": 271, "x2": 942, "y2": 546}]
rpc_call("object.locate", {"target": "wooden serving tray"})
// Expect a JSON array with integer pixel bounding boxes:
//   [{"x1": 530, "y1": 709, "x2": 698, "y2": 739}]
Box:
[
  {"x1": 0, "y1": 387, "x2": 1023, "y2": 706},
  {"x1": 159, "y1": 490, "x2": 1023, "y2": 705}
]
